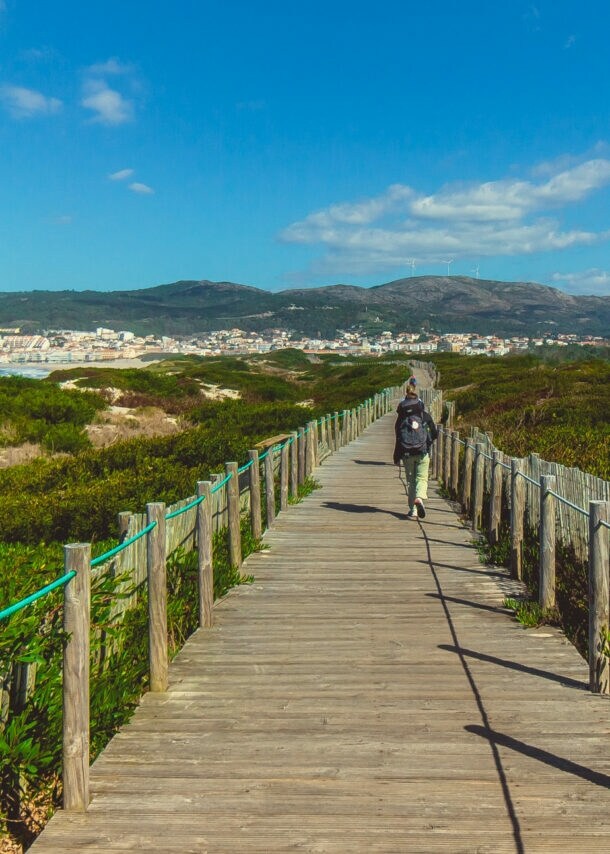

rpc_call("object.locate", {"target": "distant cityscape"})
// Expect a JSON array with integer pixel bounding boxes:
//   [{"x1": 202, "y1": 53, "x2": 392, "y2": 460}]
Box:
[{"x1": 0, "y1": 325, "x2": 608, "y2": 368}]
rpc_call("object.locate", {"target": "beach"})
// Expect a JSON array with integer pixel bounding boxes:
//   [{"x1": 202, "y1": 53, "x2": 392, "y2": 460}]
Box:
[{"x1": 0, "y1": 357, "x2": 165, "y2": 379}]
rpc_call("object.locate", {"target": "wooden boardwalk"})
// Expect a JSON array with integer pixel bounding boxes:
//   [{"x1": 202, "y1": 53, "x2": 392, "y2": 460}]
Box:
[{"x1": 31, "y1": 413, "x2": 609, "y2": 853}]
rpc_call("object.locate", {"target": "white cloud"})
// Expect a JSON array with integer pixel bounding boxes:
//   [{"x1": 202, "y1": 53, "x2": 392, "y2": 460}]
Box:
[
  {"x1": 86, "y1": 58, "x2": 134, "y2": 76},
  {"x1": 0, "y1": 84, "x2": 62, "y2": 118},
  {"x1": 551, "y1": 269, "x2": 610, "y2": 295},
  {"x1": 53, "y1": 215, "x2": 73, "y2": 225},
  {"x1": 128, "y1": 182, "x2": 154, "y2": 195},
  {"x1": 21, "y1": 46, "x2": 57, "y2": 62},
  {"x1": 409, "y1": 160, "x2": 610, "y2": 222},
  {"x1": 109, "y1": 168, "x2": 134, "y2": 181},
  {"x1": 81, "y1": 79, "x2": 133, "y2": 125},
  {"x1": 81, "y1": 58, "x2": 138, "y2": 126},
  {"x1": 280, "y1": 157, "x2": 610, "y2": 274},
  {"x1": 564, "y1": 34, "x2": 576, "y2": 49}
]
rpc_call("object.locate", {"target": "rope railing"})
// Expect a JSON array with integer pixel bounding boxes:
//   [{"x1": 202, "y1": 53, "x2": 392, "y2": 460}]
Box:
[
  {"x1": 547, "y1": 489, "x2": 589, "y2": 517},
  {"x1": 0, "y1": 570, "x2": 77, "y2": 622},
  {"x1": 433, "y1": 397, "x2": 609, "y2": 697},
  {"x1": 518, "y1": 471, "x2": 540, "y2": 488},
  {"x1": 90, "y1": 520, "x2": 159, "y2": 566},
  {"x1": 165, "y1": 496, "x2": 204, "y2": 520},
  {"x1": 211, "y1": 472, "x2": 233, "y2": 493}
]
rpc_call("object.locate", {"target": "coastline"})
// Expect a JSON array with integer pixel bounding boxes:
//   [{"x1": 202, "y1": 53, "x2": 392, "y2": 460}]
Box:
[{"x1": 0, "y1": 357, "x2": 166, "y2": 379}]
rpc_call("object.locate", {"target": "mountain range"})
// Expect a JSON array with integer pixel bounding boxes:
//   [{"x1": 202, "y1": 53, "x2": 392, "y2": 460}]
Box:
[{"x1": 0, "y1": 277, "x2": 608, "y2": 338}]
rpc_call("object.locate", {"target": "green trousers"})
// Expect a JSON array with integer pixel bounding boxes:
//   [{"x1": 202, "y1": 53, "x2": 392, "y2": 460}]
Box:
[{"x1": 402, "y1": 453, "x2": 430, "y2": 508}]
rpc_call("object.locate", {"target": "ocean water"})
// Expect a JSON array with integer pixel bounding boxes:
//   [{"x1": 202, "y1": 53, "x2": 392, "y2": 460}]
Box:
[{"x1": 0, "y1": 365, "x2": 50, "y2": 379}]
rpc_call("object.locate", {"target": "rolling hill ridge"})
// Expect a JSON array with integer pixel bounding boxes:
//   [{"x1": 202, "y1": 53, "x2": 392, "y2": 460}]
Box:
[{"x1": 0, "y1": 277, "x2": 608, "y2": 337}]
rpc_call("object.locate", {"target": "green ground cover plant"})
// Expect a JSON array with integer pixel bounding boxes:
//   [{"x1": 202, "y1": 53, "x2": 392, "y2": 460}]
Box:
[
  {"x1": 0, "y1": 376, "x2": 104, "y2": 453},
  {"x1": 423, "y1": 351, "x2": 610, "y2": 478}
]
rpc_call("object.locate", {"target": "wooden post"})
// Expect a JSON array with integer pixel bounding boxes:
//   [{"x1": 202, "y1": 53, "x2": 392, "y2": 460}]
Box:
[
  {"x1": 289, "y1": 435, "x2": 298, "y2": 498},
  {"x1": 62, "y1": 543, "x2": 91, "y2": 812},
  {"x1": 451, "y1": 431, "x2": 460, "y2": 496},
  {"x1": 196, "y1": 480, "x2": 213, "y2": 628},
  {"x1": 443, "y1": 427, "x2": 451, "y2": 489},
  {"x1": 333, "y1": 412, "x2": 339, "y2": 451},
  {"x1": 539, "y1": 475, "x2": 556, "y2": 610},
  {"x1": 280, "y1": 441, "x2": 289, "y2": 511},
  {"x1": 341, "y1": 410, "x2": 348, "y2": 445},
  {"x1": 117, "y1": 511, "x2": 131, "y2": 541},
  {"x1": 472, "y1": 443, "x2": 484, "y2": 531},
  {"x1": 265, "y1": 448, "x2": 275, "y2": 528},
  {"x1": 588, "y1": 501, "x2": 610, "y2": 694},
  {"x1": 436, "y1": 427, "x2": 443, "y2": 484},
  {"x1": 510, "y1": 459, "x2": 525, "y2": 580},
  {"x1": 298, "y1": 428, "x2": 305, "y2": 484},
  {"x1": 447, "y1": 401, "x2": 455, "y2": 429},
  {"x1": 320, "y1": 416, "x2": 327, "y2": 452},
  {"x1": 225, "y1": 461, "x2": 241, "y2": 568},
  {"x1": 304, "y1": 426, "x2": 311, "y2": 477},
  {"x1": 489, "y1": 450, "x2": 502, "y2": 545},
  {"x1": 147, "y1": 502, "x2": 168, "y2": 693},
  {"x1": 310, "y1": 421, "x2": 318, "y2": 470},
  {"x1": 248, "y1": 450, "x2": 262, "y2": 539}
]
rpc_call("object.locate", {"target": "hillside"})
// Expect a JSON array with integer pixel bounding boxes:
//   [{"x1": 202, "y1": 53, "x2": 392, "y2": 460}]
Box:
[{"x1": 0, "y1": 276, "x2": 609, "y2": 337}]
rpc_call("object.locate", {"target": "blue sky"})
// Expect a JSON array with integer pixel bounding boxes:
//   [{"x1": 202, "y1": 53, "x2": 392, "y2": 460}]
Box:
[{"x1": 1, "y1": 1, "x2": 610, "y2": 296}]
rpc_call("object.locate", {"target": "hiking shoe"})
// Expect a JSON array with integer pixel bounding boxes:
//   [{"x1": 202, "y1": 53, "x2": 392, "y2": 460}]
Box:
[
  {"x1": 406, "y1": 508, "x2": 417, "y2": 519},
  {"x1": 414, "y1": 498, "x2": 426, "y2": 518}
]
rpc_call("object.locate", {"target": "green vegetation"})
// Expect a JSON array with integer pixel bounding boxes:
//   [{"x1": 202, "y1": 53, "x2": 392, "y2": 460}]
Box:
[
  {"x1": 0, "y1": 375, "x2": 104, "y2": 452},
  {"x1": 47, "y1": 366, "x2": 202, "y2": 413},
  {"x1": 444, "y1": 349, "x2": 609, "y2": 658},
  {"x1": 425, "y1": 351, "x2": 610, "y2": 478},
  {"x1": 503, "y1": 596, "x2": 557, "y2": 628}
]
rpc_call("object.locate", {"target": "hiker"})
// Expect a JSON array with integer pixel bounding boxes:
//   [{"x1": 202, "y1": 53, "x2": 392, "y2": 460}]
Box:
[{"x1": 393, "y1": 376, "x2": 437, "y2": 518}]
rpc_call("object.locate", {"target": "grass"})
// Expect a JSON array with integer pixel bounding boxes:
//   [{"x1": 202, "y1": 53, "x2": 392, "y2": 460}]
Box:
[{"x1": 503, "y1": 596, "x2": 559, "y2": 629}]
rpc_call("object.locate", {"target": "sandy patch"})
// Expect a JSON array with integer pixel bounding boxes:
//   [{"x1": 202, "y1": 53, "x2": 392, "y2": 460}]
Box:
[
  {"x1": 0, "y1": 442, "x2": 42, "y2": 469},
  {"x1": 87, "y1": 406, "x2": 182, "y2": 447},
  {"x1": 200, "y1": 383, "x2": 240, "y2": 400}
]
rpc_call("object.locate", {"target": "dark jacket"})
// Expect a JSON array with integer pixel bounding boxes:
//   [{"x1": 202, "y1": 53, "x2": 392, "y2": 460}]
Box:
[{"x1": 393, "y1": 396, "x2": 438, "y2": 464}]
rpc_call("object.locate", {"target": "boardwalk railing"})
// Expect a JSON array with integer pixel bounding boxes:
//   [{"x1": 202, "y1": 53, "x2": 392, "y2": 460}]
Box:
[
  {"x1": 0, "y1": 382, "x2": 405, "y2": 820},
  {"x1": 434, "y1": 420, "x2": 610, "y2": 696}
]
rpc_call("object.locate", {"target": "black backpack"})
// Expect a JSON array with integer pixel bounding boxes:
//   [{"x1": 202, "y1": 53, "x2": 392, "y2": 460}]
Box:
[{"x1": 398, "y1": 402, "x2": 428, "y2": 456}]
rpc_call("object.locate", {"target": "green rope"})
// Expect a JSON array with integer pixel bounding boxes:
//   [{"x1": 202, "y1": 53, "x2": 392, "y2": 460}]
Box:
[
  {"x1": 211, "y1": 472, "x2": 232, "y2": 493},
  {"x1": 238, "y1": 460, "x2": 254, "y2": 473},
  {"x1": 0, "y1": 570, "x2": 77, "y2": 622},
  {"x1": 165, "y1": 495, "x2": 204, "y2": 520},
  {"x1": 91, "y1": 521, "x2": 158, "y2": 567}
]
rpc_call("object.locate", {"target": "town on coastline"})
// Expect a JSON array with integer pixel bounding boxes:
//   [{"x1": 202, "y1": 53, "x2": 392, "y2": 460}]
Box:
[{"x1": 0, "y1": 325, "x2": 607, "y2": 368}]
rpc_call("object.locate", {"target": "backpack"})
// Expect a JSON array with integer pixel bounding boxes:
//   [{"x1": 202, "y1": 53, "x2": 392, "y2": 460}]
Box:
[{"x1": 398, "y1": 410, "x2": 428, "y2": 456}]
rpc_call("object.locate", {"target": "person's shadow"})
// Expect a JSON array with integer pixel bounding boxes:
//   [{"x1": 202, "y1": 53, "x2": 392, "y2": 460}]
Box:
[{"x1": 322, "y1": 500, "x2": 408, "y2": 520}]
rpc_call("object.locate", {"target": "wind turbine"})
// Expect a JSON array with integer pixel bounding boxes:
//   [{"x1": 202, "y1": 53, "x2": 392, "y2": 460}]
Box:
[
  {"x1": 407, "y1": 258, "x2": 416, "y2": 276},
  {"x1": 443, "y1": 259, "x2": 454, "y2": 276},
  {"x1": 471, "y1": 264, "x2": 480, "y2": 279}
]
